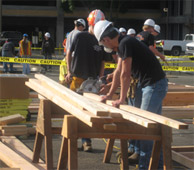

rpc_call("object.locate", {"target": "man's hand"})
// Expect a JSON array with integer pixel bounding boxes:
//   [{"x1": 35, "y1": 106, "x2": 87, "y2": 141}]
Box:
[
  {"x1": 106, "y1": 73, "x2": 113, "y2": 83},
  {"x1": 65, "y1": 73, "x2": 72, "y2": 84},
  {"x1": 112, "y1": 99, "x2": 124, "y2": 108},
  {"x1": 100, "y1": 94, "x2": 112, "y2": 103},
  {"x1": 99, "y1": 84, "x2": 111, "y2": 95}
]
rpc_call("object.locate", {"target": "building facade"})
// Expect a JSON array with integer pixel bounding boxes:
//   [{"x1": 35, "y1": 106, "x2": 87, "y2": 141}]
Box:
[{"x1": 1, "y1": 0, "x2": 194, "y2": 47}]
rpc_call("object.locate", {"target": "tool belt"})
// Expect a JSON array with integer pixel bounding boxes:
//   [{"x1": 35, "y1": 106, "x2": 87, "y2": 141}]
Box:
[{"x1": 127, "y1": 77, "x2": 139, "y2": 99}]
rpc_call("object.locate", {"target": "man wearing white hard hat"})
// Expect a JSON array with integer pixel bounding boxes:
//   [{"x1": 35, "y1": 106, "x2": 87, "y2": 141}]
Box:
[
  {"x1": 127, "y1": 28, "x2": 136, "y2": 37},
  {"x1": 137, "y1": 19, "x2": 165, "y2": 61},
  {"x1": 94, "y1": 20, "x2": 167, "y2": 169},
  {"x1": 119, "y1": 27, "x2": 127, "y2": 36},
  {"x1": 41, "y1": 32, "x2": 55, "y2": 72}
]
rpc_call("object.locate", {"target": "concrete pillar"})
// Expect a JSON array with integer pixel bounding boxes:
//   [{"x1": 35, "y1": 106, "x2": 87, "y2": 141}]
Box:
[
  {"x1": 56, "y1": 0, "x2": 64, "y2": 48},
  {"x1": 183, "y1": 0, "x2": 192, "y2": 35},
  {"x1": 0, "y1": 0, "x2": 2, "y2": 33}
]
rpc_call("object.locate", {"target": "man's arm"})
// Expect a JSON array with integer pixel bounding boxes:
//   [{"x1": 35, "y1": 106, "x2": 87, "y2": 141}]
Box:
[
  {"x1": 100, "y1": 58, "x2": 122, "y2": 102},
  {"x1": 149, "y1": 45, "x2": 166, "y2": 61},
  {"x1": 65, "y1": 49, "x2": 73, "y2": 83},
  {"x1": 112, "y1": 57, "x2": 132, "y2": 107}
]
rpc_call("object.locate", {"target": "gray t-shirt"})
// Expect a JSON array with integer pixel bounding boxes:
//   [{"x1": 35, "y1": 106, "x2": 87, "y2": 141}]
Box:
[
  {"x1": 2, "y1": 41, "x2": 15, "y2": 57},
  {"x1": 66, "y1": 29, "x2": 80, "y2": 51}
]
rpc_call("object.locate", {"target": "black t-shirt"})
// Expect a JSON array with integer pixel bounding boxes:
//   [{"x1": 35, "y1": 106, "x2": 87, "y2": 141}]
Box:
[
  {"x1": 136, "y1": 31, "x2": 154, "y2": 47},
  {"x1": 70, "y1": 31, "x2": 104, "y2": 80},
  {"x1": 118, "y1": 36, "x2": 165, "y2": 87}
]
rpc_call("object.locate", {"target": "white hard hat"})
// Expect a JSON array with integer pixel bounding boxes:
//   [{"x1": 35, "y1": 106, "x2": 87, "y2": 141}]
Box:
[
  {"x1": 127, "y1": 28, "x2": 136, "y2": 35},
  {"x1": 94, "y1": 20, "x2": 113, "y2": 42},
  {"x1": 119, "y1": 27, "x2": 126, "y2": 33},
  {"x1": 75, "y1": 18, "x2": 86, "y2": 28},
  {"x1": 144, "y1": 19, "x2": 155, "y2": 27},
  {"x1": 154, "y1": 24, "x2": 160, "y2": 33},
  {"x1": 45, "y1": 32, "x2": 50, "y2": 38}
]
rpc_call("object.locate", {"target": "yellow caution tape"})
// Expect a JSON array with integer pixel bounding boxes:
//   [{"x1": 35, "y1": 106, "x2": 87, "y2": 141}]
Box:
[
  {"x1": 1, "y1": 57, "x2": 194, "y2": 72},
  {"x1": 160, "y1": 60, "x2": 194, "y2": 64},
  {"x1": 162, "y1": 66, "x2": 194, "y2": 72},
  {"x1": 104, "y1": 63, "x2": 117, "y2": 69},
  {"x1": 165, "y1": 55, "x2": 194, "y2": 58},
  {"x1": 0, "y1": 57, "x2": 67, "y2": 66}
]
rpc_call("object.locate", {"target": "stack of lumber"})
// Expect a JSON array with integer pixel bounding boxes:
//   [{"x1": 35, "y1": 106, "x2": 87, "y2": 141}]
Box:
[
  {"x1": 161, "y1": 82, "x2": 194, "y2": 169},
  {"x1": 162, "y1": 83, "x2": 194, "y2": 119},
  {"x1": 0, "y1": 114, "x2": 35, "y2": 136},
  {"x1": 25, "y1": 74, "x2": 188, "y2": 131},
  {"x1": 0, "y1": 74, "x2": 30, "y2": 118},
  {"x1": 0, "y1": 136, "x2": 46, "y2": 170},
  {"x1": 27, "y1": 92, "x2": 40, "y2": 115}
]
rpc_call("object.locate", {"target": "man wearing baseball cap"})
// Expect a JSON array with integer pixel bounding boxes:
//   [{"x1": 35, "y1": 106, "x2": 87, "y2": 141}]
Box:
[
  {"x1": 66, "y1": 18, "x2": 86, "y2": 52},
  {"x1": 94, "y1": 20, "x2": 167, "y2": 169}
]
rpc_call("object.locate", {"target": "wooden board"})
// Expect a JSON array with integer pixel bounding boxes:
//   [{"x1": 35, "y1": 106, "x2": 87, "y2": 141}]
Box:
[
  {"x1": 25, "y1": 80, "x2": 114, "y2": 127},
  {"x1": 0, "y1": 136, "x2": 45, "y2": 170},
  {"x1": 172, "y1": 146, "x2": 194, "y2": 169},
  {"x1": 34, "y1": 74, "x2": 110, "y2": 116},
  {"x1": 105, "y1": 100, "x2": 188, "y2": 130},
  {"x1": 162, "y1": 106, "x2": 194, "y2": 119},
  {"x1": 0, "y1": 142, "x2": 42, "y2": 170},
  {"x1": 0, "y1": 114, "x2": 25, "y2": 125},
  {"x1": 163, "y1": 92, "x2": 194, "y2": 106},
  {"x1": 83, "y1": 93, "x2": 158, "y2": 128},
  {"x1": 168, "y1": 83, "x2": 194, "y2": 92}
]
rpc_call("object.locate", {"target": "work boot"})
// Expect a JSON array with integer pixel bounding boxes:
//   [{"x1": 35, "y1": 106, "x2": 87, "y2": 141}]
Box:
[
  {"x1": 116, "y1": 150, "x2": 134, "y2": 164},
  {"x1": 82, "y1": 142, "x2": 92, "y2": 152},
  {"x1": 128, "y1": 152, "x2": 139, "y2": 165}
]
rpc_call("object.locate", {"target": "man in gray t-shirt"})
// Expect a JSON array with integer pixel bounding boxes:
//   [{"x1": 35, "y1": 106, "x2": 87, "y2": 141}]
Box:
[
  {"x1": 65, "y1": 18, "x2": 86, "y2": 80},
  {"x1": 66, "y1": 18, "x2": 86, "y2": 51},
  {"x1": 2, "y1": 39, "x2": 15, "y2": 73}
]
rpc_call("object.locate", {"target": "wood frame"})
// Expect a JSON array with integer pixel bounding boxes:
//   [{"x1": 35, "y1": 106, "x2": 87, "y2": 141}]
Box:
[
  {"x1": 171, "y1": 146, "x2": 194, "y2": 169},
  {"x1": 57, "y1": 115, "x2": 172, "y2": 170}
]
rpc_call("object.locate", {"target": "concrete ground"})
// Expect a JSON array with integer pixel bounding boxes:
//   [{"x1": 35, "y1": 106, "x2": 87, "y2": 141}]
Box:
[{"x1": 0, "y1": 62, "x2": 194, "y2": 169}]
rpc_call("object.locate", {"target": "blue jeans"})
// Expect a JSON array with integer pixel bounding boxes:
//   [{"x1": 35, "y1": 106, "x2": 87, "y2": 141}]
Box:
[
  {"x1": 22, "y1": 55, "x2": 30, "y2": 74},
  {"x1": 82, "y1": 138, "x2": 91, "y2": 144},
  {"x1": 2, "y1": 52, "x2": 14, "y2": 73},
  {"x1": 129, "y1": 78, "x2": 168, "y2": 169}
]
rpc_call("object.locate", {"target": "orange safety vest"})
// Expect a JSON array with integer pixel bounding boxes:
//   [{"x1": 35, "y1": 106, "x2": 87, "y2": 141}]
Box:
[{"x1": 19, "y1": 40, "x2": 32, "y2": 56}]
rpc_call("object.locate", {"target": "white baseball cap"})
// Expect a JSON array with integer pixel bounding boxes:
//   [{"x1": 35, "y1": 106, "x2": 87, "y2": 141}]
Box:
[
  {"x1": 119, "y1": 27, "x2": 126, "y2": 33},
  {"x1": 127, "y1": 28, "x2": 136, "y2": 35},
  {"x1": 75, "y1": 18, "x2": 86, "y2": 28},
  {"x1": 144, "y1": 19, "x2": 155, "y2": 27},
  {"x1": 154, "y1": 24, "x2": 161, "y2": 33},
  {"x1": 45, "y1": 32, "x2": 50, "y2": 38}
]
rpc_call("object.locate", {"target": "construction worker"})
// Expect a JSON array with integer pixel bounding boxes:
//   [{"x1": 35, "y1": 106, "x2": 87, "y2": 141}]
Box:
[
  {"x1": 65, "y1": 9, "x2": 106, "y2": 152},
  {"x1": 2, "y1": 39, "x2": 15, "y2": 73},
  {"x1": 119, "y1": 27, "x2": 127, "y2": 36},
  {"x1": 94, "y1": 20, "x2": 168, "y2": 169},
  {"x1": 19, "y1": 34, "x2": 32, "y2": 74},
  {"x1": 41, "y1": 32, "x2": 55, "y2": 72},
  {"x1": 152, "y1": 24, "x2": 160, "y2": 37},
  {"x1": 59, "y1": 19, "x2": 86, "y2": 86},
  {"x1": 127, "y1": 28, "x2": 136, "y2": 37},
  {"x1": 137, "y1": 19, "x2": 166, "y2": 62},
  {"x1": 66, "y1": 18, "x2": 86, "y2": 52}
]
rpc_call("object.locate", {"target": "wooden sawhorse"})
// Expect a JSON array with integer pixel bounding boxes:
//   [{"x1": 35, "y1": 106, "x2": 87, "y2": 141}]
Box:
[
  {"x1": 57, "y1": 115, "x2": 172, "y2": 170},
  {"x1": 32, "y1": 98, "x2": 69, "y2": 170}
]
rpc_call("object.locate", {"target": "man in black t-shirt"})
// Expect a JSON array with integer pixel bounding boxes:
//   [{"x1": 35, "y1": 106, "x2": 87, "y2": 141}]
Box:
[
  {"x1": 137, "y1": 19, "x2": 166, "y2": 61},
  {"x1": 65, "y1": 9, "x2": 105, "y2": 152},
  {"x1": 94, "y1": 20, "x2": 168, "y2": 169}
]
